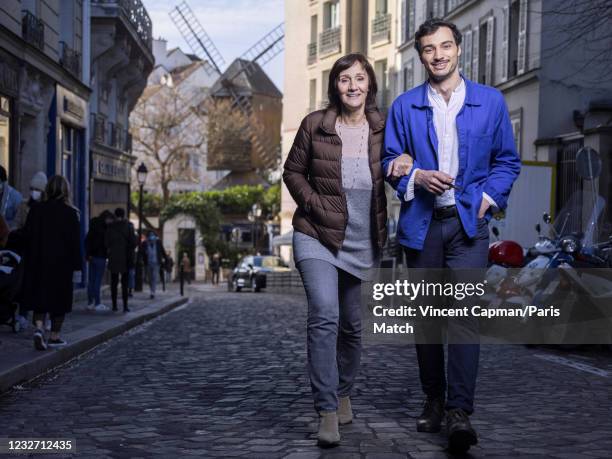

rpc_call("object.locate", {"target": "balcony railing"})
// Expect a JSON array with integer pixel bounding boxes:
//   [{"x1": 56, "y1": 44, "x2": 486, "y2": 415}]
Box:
[
  {"x1": 22, "y1": 10, "x2": 44, "y2": 51},
  {"x1": 307, "y1": 42, "x2": 317, "y2": 65},
  {"x1": 319, "y1": 26, "x2": 341, "y2": 56},
  {"x1": 371, "y1": 14, "x2": 391, "y2": 44},
  {"x1": 59, "y1": 41, "x2": 81, "y2": 78},
  {"x1": 92, "y1": 0, "x2": 152, "y2": 51}
]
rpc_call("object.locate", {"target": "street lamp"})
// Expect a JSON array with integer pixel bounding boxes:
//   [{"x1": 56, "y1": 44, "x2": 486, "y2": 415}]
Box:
[
  {"x1": 251, "y1": 203, "x2": 262, "y2": 252},
  {"x1": 135, "y1": 162, "x2": 148, "y2": 292}
]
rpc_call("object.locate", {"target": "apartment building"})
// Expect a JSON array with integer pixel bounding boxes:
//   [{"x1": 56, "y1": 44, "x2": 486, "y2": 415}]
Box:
[
  {"x1": 282, "y1": 0, "x2": 612, "y2": 250},
  {"x1": 281, "y1": 0, "x2": 400, "y2": 259}
]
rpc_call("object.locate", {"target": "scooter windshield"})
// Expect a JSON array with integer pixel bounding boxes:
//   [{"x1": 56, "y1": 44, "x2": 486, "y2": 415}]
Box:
[{"x1": 552, "y1": 191, "x2": 606, "y2": 247}]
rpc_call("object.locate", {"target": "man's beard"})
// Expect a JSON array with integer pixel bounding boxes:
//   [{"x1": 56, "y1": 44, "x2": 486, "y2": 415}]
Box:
[{"x1": 428, "y1": 60, "x2": 458, "y2": 83}]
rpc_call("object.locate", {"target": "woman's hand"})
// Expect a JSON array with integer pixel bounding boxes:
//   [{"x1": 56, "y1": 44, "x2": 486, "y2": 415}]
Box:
[{"x1": 386, "y1": 153, "x2": 414, "y2": 178}]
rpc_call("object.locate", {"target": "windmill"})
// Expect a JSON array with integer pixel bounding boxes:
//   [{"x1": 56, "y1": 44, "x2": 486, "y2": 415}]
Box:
[{"x1": 169, "y1": 1, "x2": 284, "y2": 181}]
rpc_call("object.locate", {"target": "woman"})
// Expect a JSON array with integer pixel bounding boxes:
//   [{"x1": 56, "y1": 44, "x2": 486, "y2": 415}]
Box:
[
  {"x1": 283, "y1": 53, "x2": 392, "y2": 447},
  {"x1": 23, "y1": 175, "x2": 82, "y2": 350}
]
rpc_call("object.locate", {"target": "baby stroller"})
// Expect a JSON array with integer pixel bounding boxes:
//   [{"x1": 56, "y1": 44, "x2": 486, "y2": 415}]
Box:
[{"x1": 0, "y1": 250, "x2": 24, "y2": 333}]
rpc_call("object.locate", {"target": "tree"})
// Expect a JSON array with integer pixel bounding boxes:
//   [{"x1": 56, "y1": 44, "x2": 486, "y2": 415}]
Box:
[
  {"x1": 130, "y1": 83, "x2": 206, "y2": 208},
  {"x1": 541, "y1": 0, "x2": 612, "y2": 84}
]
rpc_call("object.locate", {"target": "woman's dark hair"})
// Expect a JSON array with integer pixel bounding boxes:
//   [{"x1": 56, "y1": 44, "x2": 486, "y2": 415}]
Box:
[
  {"x1": 45, "y1": 175, "x2": 71, "y2": 204},
  {"x1": 327, "y1": 53, "x2": 378, "y2": 113},
  {"x1": 414, "y1": 18, "x2": 462, "y2": 55}
]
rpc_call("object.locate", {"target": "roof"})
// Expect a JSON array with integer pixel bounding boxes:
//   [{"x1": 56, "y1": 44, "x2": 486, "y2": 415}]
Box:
[{"x1": 210, "y1": 58, "x2": 282, "y2": 99}]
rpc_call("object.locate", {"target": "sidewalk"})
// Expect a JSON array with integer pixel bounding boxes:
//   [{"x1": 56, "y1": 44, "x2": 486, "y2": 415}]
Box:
[{"x1": 0, "y1": 283, "x2": 190, "y2": 394}]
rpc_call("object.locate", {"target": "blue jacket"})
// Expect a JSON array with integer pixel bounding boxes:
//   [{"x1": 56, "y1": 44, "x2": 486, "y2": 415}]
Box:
[{"x1": 382, "y1": 77, "x2": 521, "y2": 250}]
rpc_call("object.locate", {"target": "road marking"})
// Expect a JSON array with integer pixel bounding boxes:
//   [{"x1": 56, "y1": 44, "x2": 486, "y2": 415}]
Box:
[{"x1": 534, "y1": 353, "x2": 609, "y2": 377}]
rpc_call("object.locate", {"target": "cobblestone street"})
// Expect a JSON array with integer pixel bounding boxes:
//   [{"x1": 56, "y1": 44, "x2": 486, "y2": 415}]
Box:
[{"x1": 1, "y1": 289, "x2": 611, "y2": 458}]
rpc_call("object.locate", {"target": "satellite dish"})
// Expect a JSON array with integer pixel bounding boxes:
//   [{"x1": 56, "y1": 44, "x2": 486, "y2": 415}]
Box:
[{"x1": 576, "y1": 146, "x2": 601, "y2": 180}]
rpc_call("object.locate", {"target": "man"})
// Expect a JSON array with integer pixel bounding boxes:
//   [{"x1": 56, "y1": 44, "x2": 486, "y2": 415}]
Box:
[
  {"x1": 105, "y1": 208, "x2": 136, "y2": 312},
  {"x1": 382, "y1": 19, "x2": 520, "y2": 453},
  {"x1": 0, "y1": 165, "x2": 23, "y2": 230},
  {"x1": 85, "y1": 210, "x2": 114, "y2": 311}
]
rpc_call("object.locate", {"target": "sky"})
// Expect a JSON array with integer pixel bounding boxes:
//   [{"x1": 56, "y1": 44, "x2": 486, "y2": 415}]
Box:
[{"x1": 142, "y1": 0, "x2": 285, "y2": 92}]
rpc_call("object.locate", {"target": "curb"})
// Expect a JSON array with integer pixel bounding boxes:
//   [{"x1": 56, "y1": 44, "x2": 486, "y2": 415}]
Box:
[{"x1": 0, "y1": 296, "x2": 189, "y2": 394}]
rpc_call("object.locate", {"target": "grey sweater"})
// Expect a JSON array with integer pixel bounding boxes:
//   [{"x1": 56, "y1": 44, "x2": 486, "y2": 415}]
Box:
[{"x1": 293, "y1": 120, "x2": 379, "y2": 280}]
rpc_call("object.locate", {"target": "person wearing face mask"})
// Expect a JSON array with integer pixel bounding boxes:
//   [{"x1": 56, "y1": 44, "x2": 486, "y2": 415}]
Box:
[
  {"x1": 141, "y1": 230, "x2": 167, "y2": 299},
  {"x1": 13, "y1": 171, "x2": 47, "y2": 230},
  {"x1": 11, "y1": 171, "x2": 47, "y2": 330}
]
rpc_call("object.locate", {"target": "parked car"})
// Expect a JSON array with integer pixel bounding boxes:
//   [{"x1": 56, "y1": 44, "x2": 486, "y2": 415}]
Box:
[{"x1": 229, "y1": 255, "x2": 290, "y2": 292}]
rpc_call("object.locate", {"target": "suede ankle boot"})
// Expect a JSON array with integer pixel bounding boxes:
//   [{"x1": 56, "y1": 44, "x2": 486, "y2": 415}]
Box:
[
  {"x1": 317, "y1": 411, "x2": 340, "y2": 448},
  {"x1": 338, "y1": 396, "x2": 353, "y2": 425}
]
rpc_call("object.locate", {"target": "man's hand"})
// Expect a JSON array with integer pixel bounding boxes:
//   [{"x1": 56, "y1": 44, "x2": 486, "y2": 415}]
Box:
[
  {"x1": 414, "y1": 170, "x2": 454, "y2": 195},
  {"x1": 386, "y1": 154, "x2": 414, "y2": 178},
  {"x1": 478, "y1": 198, "x2": 491, "y2": 219}
]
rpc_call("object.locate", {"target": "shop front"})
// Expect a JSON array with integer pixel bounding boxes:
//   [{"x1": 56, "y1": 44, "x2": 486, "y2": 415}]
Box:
[
  {"x1": 0, "y1": 51, "x2": 19, "y2": 183},
  {"x1": 90, "y1": 152, "x2": 132, "y2": 218}
]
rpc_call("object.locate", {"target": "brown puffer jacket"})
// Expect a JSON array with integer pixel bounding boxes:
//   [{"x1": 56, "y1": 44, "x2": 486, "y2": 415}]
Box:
[{"x1": 283, "y1": 107, "x2": 388, "y2": 252}]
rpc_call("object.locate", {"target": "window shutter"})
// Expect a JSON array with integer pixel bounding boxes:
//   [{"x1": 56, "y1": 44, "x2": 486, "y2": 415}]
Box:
[
  {"x1": 408, "y1": 0, "x2": 415, "y2": 38},
  {"x1": 464, "y1": 29, "x2": 472, "y2": 80},
  {"x1": 485, "y1": 16, "x2": 494, "y2": 85},
  {"x1": 472, "y1": 28, "x2": 479, "y2": 83},
  {"x1": 518, "y1": 0, "x2": 528, "y2": 74},
  {"x1": 501, "y1": 3, "x2": 509, "y2": 82},
  {"x1": 400, "y1": 0, "x2": 406, "y2": 43}
]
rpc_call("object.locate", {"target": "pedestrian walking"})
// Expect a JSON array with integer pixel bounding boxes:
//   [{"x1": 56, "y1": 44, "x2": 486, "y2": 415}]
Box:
[
  {"x1": 210, "y1": 252, "x2": 221, "y2": 285},
  {"x1": 382, "y1": 18, "x2": 521, "y2": 453},
  {"x1": 282, "y1": 53, "x2": 389, "y2": 447},
  {"x1": 141, "y1": 230, "x2": 167, "y2": 299},
  {"x1": 105, "y1": 208, "x2": 135, "y2": 312},
  {"x1": 22, "y1": 175, "x2": 82, "y2": 350},
  {"x1": 12, "y1": 171, "x2": 47, "y2": 330},
  {"x1": 0, "y1": 165, "x2": 23, "y2": 230},
  {"x1": 180, "y1": 252, "x2": 192, "y2": 284},
  {"x1": 85, "y1": 210, "x2": 114, "y2": 312}
]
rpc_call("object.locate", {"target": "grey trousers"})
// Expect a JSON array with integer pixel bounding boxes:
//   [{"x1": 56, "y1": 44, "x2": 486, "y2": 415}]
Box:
[{"x1": 296, "y1": 258, "x2": 362, "y2": 412}]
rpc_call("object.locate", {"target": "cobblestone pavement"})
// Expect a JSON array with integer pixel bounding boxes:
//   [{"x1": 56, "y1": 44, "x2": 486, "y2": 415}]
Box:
[{"x1": 1, "y1": 289, "x2": 611, "y2": 458}]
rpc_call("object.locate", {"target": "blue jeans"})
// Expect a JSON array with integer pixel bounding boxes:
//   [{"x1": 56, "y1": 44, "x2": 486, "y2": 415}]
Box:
[
  {"x1": 87, "y1": 257, "x2": 107, "y2": 305},
  {"x1": 147, "y1": 264, "x2": 159, "y2": 295},
  {"x1": 404, "y1": 214, "x2": 489, "y2": 414},
  {"x1": 296, "y1": 258, "x2": 362, "y2": 413},
  {"x1": 128, "y1": 268, "x2": 135, "y2": 290}
]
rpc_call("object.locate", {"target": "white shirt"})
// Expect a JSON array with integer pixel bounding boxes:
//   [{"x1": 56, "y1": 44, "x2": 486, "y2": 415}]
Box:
[{"x1": 402, "y1": 78, "x2": 496, "y2": 209}]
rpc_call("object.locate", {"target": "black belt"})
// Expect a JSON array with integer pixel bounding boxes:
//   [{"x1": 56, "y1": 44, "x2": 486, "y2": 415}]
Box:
[{"x1": 433, "y1": 205, "x2": 458, "y2": 220}]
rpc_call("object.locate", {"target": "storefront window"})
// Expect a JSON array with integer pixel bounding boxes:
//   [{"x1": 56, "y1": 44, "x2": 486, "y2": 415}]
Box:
[
  {"x1": 61, "y1": 123, "x2": 77, "y2": 186},
  {"x1": 0, "y1": 95, "x2": 10, "y2": 174}
]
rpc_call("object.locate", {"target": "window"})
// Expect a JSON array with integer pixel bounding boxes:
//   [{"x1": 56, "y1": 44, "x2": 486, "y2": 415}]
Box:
[
  {"x1": 0, "y1": 96, "x2": 10, "y2": 176},
  {"x1": 400, "y1": 0, "x2": 415, "y2": 44},
  {"x1": 310, "y1": 15, "x2": 318, "y2": 43},
  {"x1": 321, "y1": 70, "x2": 330, "y2": 107},
  {"x1": 59, "y1": 0, "x2": 75, "y2": 47},
  {"x1": 324, "y1": 1, "x2": 340, "y2": 29},
  {"x1": 477, "y1": 16, "x2": 494, "y2": 85},
  {"x1": 374, "y1": 60, "x2": 388, "y2": 109},
  {"x1": 61, "y1": 124, "x2": 77, "y2": 187},
  {"x1": 375, "y1": 0, "x2": 388, "y2": 15}
]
